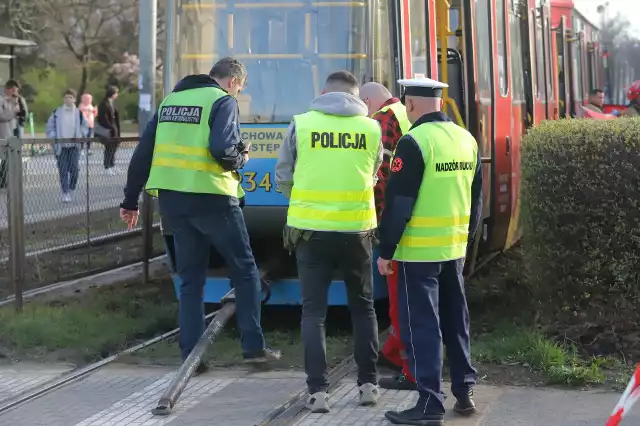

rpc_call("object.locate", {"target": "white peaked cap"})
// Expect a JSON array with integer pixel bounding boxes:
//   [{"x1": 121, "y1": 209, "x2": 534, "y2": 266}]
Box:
[{"x1": 397, "y1": 77, "x2": 449, "y2": 89}]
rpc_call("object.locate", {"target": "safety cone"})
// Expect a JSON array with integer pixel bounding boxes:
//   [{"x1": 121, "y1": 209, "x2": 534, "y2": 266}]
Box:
[{"x1": 606, "y1": 364, "x2": 640, "y2": 426}]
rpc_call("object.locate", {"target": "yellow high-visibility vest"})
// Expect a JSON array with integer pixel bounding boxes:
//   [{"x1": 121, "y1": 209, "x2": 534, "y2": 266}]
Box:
[
  {"x1": 286, "y1": 110, "x2": 381, "y2": 232},
  {"x1": 393, "y1": 120, "x2": 478, "y2": 261},
  {"x1": 146, "y1": 86, "x2": 244, "y2": 199}
]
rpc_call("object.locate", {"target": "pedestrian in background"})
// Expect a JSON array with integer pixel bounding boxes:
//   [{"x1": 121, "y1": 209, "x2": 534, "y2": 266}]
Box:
[
  {"x1": 0, "y1": 80, "x2": 23, "y2": 189},
  {"x1": 119, "y1": 57, "x2": 281, "y2": 374},
  {"x1": 276, "y1": 71, "x2": 383, "y2": 413},
  {"x1": 95, "y1": 86, "x2": 120, "y2": 175},
  {"x1": 79, "y1": 93, "x2": 97, "y2": 155},
  {"x1": 46, "y1": 89, "x2": 88, "y2": 203}
]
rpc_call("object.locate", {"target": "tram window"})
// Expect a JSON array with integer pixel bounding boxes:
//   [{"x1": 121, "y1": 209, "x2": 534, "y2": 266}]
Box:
[
  {"x1": 371, "y1": 0, "x2": 394, "y2": 86},
  {"x1": 410, "y1": 0, "x2": 428, "y2": 76},
  {"x1": 534, "y1": 16, "x2": 545, "y2": 100},
  {"x1": 495, "y1": 0, "x2": 508, "y2": 96},
  {"x1": 171, "y1": 0, "x2": 386, "y2": 123},
  {"x1": 509, "y1": 7, "x2": 525, "y2": 103},
  {"x1": 544, "y1": 17, "x2": 554, "y2": 100},
  {"x1": 573, "y1": 39, "x2": 583, "y2": 101},
  {"x1": 474, "y1": 0, "x2": 491, "y2": 102}
]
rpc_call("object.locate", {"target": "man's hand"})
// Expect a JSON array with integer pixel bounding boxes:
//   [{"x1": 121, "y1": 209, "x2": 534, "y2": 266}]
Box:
[
  {"x1": 242, "y1": 141, "x2": 251, "y2": 163},
  {"x1": 120, "y1": 208, "x2": 139, "y2": 230},
  {"x1": 377, "y1": 257, "x2": 394, "y2": 276}
]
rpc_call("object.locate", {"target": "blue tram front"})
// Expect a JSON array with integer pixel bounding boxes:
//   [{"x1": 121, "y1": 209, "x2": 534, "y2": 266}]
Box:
[{"x1": 162, "y1": 0, "x2": 399, "y2": 305}]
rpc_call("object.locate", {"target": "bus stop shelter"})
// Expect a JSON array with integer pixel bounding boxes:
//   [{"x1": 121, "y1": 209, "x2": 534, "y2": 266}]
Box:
[{"x1": 0, "y1": 36, "x2": 37, "y2": 85}]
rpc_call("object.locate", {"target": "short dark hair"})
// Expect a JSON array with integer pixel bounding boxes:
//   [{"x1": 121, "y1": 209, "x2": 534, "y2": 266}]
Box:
[
  {"x1": 209, "y1": 57, "x2": 247, "y2": 82},
  {"x1": 591, "y1": 88, "x2": 604, "y2": 96},
  {"x1": 4, "y1": 79, "x2": 20, "y2": 90},
  {"x1": 324, "y1": 71, "x2": 360, "y2": 95},
  {"x1": 106, "y1": 85, "x2": 119, "y2": 98},
  {"x1": 326, "y1": 70, "x2": 359, "y2": 88},
  {"x1": 64, "y1": 88, "x2": 77, "y2": 98}
]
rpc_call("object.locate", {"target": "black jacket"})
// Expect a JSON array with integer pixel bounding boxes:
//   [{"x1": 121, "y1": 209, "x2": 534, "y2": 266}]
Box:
[{"x1": 97, "y1": 98, "x2": 120, "y2": 137}]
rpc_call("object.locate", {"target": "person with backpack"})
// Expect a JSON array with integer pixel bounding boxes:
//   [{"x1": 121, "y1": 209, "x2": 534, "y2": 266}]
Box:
[{"x1": 46, "y1": 89, "x2": 88, "y2": 202}]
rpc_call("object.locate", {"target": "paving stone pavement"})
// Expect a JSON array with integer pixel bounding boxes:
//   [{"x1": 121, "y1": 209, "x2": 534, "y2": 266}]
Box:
[
  {"x1": 0, "y1": 363, "x2": 72, "y2": 404},
  {"x1": 0, "y1": 363, "x2": 638, "y2": 425},
  {"x1": 0, "y1": 365, "x2": 306, "y2": 426}
]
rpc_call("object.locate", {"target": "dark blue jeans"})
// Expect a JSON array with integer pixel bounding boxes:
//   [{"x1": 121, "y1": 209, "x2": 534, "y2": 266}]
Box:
[
  {"x1": 166, "y1": 205, "x2": 266, "y2": 360},
  {"x1": 55, "y1": 147, "x2": 79, "y2": 194}
]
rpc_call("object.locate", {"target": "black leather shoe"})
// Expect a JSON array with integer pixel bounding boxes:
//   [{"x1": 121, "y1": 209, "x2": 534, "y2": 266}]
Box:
[
  {"x1": 377, "y1": 351, "x2": 403, "y2": 372},
  {"x1": 379, "y1": 373, "x2": 418, "y2": 390},
  {"x1": 385, "y1": 406, "x2": 444, "y2": 425},
  {"x1": 453, "y1": 388, "x2": 477, "y2": 416}
]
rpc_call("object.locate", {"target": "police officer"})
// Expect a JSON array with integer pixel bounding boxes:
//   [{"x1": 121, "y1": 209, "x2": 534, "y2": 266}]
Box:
[
  {"x1": 119, "y1": 57, "x2": 281, "y2": 374},
  {"x1": 275, "y1": 70, "x2": 383, "y2": 413},
  {"x1": 377, "y1": 77, "x2": 483, "y2": 425},
  {"x1": 360, "y1": 82, "x2": 416, "y2": 389}
]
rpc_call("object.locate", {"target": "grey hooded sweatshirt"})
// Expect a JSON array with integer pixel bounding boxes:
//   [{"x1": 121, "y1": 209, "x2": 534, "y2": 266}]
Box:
[{"x1": 275, "y1": 92, "x2": 383, "y2": 199}]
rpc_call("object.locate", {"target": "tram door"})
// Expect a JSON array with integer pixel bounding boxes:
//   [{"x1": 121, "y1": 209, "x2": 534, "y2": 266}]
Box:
[
  {"x1": 486, "y1": 0, "x2": 513, "y2": 252},
  {"x1": 557, "y1": 16, "x2": 571, "y2": 118}
]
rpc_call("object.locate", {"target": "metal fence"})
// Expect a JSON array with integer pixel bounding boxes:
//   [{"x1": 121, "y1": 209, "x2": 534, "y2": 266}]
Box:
[{"x1": 0, "y1": 136, "x2": 162, "y2": 309}]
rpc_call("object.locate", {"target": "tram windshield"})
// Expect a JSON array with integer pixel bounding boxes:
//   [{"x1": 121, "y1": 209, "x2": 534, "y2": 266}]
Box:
[{"x1": 167, "y1": 0, "x2": 395, "y2": 123}]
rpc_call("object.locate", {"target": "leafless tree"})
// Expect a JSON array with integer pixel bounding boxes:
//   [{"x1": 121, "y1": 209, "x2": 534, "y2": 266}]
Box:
[{"x1": 34, "y1": 0, "x2": 137, "y2": 95}]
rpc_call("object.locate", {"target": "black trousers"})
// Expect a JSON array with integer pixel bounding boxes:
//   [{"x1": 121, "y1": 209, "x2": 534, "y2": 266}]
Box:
[
  {"x1": 295, "y1": 231, "x2": 379, "y2": 393},
  {"x1": 102, "y1": 139, "x2": 120, "y2": 169}
]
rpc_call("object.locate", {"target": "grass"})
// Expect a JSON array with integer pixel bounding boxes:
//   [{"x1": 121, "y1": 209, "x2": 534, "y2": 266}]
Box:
[
  {"x1": 0, "y1": 278, "x2": 355, "y2": 370},
  {"x1": 473, "y1": 324, "x2": 606, "y2": 387},
  {"x1": 0, "y1": 279, "x2": 177, "y2": 364}
]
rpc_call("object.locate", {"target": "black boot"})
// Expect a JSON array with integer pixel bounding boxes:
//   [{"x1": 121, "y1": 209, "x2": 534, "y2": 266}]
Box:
[
  {"x1": 385, "y1": 405, "x2": 444, "y2": 426},
  {"x1": 453, "y1": 388, "x2": 477, "y2": 416},
  {"x1": 379, "y1": 373, "x2": 417, "y2": 390},
  {"x1": 377, "y1": 351, "x2": 403, "y2": 372}
]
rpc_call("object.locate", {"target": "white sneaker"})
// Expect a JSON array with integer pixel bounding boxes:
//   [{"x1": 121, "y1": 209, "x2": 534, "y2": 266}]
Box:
[
  {"x1": 359, "y1": 383, "x2": 380, "y2": 406},
  {"x1": 61, "y1": 193, "x2": 71, "y2": 203},
  {"x1": 306, "y1": 392, "x2": 330, "y2": 413},
  {"x1": 69, "y1": 190, "x2": 75, "y2": 201},
  {"x1": 106, "y1": 168, "x2": 116, "y2": 176}
]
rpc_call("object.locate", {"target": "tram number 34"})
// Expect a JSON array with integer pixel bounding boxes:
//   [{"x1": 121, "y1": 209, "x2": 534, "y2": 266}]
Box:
[{"x1": 241, "y1": 171, "x2": 281, "y2": 193}]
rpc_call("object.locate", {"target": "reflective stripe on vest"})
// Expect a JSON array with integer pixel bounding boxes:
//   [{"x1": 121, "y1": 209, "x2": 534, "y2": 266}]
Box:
[
  {"x1": 393, "y1": 121, "x2": 478, "y2": 262},
  {"x1": 375, "y1": 101, "x2": 411, "y2": 135},
  {"x1": 145, "y1": 86, "x2": 245, "y2": 199},
  {"x1": 287, "y1": 110, "x2": 381, "y2": 232}
]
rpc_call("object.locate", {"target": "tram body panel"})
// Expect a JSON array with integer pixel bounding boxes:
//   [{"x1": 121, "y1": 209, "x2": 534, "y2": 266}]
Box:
[{"x1": 163, "y1": 0, "x2": 394, "y2": 305}]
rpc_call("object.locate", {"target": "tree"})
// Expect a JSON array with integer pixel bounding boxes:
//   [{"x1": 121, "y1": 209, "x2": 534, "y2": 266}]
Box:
[
  {"x1": 0, "y1": 0, "x2": 42, "y2": 39},
  {"x1": 34, "y1": 0, "x2": 137, "y2": 96}
]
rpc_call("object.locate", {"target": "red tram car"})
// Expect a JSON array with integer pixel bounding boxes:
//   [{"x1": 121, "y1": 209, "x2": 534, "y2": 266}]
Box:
[{"x1": 162, "y1": 0, "x2": 613, "y2": 305}]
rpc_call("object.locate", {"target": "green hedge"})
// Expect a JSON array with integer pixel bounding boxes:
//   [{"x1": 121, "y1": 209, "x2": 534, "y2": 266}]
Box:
[{"x1": 521, "y1": 117, "x2": 640, "y2": 355}]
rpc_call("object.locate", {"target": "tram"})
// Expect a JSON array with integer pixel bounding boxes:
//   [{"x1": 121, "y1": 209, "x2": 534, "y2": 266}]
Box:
[{"x1": 161, "y1": 0, "x2": 617, "y2": 306}]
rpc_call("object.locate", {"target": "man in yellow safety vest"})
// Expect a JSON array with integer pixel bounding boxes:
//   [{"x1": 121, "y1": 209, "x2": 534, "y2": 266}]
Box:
[
  {"x1": 119, "y1": 57, "x2": 281, "y2": 374},
  {"x1": 377, "y1": 77, "x2": 483, "y2": 426},
  {"x1": 275, "y1": 70, "x2": 383, "y2": 414}
]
